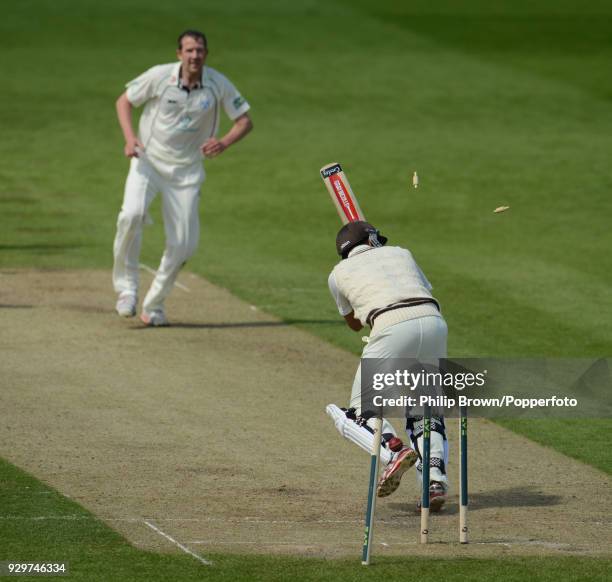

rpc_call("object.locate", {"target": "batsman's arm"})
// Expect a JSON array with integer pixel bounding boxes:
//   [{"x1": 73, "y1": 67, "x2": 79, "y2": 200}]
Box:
[
  {"x1": 329, "y1": 272, "x2": 362, "y2": 330},
  {"x1": 344, "y1": 311, "x2": 363, "y2": 332},
  {"x1": 202, "y1": 113, "x2": 253, "y2": 158},
  {"x1": 116, "y1": 92, "x2": 143, "y2": 158}
]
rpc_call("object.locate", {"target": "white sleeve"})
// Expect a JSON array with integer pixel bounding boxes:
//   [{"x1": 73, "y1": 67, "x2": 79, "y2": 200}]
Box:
[
  {"x1": 328, "y1": 272, "x2": 353, "y2": 316},
  {"x1": 125, "y1": 66, "x2": 165, "y2": 107},
  {"x1": 220, "y1": 75, "x2": 250, "y2": 120},
  {"x1": 416, "y1": 263, "x2": 433, "y2": 291}
]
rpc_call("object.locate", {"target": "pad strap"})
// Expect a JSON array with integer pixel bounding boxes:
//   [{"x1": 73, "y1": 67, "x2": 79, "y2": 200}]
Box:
[
  {"x1": 343, "y1": 408, "x2": 396, "y2": 449},
  {"x1": 416, "y1": 457, "x2": 446, "y2": 475}
]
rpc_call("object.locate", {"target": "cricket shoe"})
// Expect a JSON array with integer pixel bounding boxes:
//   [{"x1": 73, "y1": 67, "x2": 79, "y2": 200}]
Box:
[
  {"x1": 116, "y1": 292, "x2": 137, "y2": 317},
  {"x1": 376, "y1": 447, "x2": 418, "y2": 498},
  {"x1": 416, "y1": 481, "x2": 448, "y2": 513},
  {"x1": 140, "y1": 309, "x2": 169, "y2": 327}
]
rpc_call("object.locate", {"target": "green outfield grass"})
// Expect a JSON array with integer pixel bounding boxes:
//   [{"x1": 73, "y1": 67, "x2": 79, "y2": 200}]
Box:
[
  {"x1": 1, "y1": 0, "x2": 611, "y2": 579},
  {"x1": 2, "y1": 0, "x2": 611, "y2": 357}
]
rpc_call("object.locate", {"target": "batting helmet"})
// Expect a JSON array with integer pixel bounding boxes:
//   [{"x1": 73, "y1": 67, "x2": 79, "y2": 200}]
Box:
[{"x1": 336, "y1": 221, "x2": 388, "y2": 258}]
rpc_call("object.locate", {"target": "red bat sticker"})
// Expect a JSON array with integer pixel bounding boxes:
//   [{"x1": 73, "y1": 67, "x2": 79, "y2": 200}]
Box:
[{"x1": 330, "y1": 174, "x2": 360, "y2": 222}]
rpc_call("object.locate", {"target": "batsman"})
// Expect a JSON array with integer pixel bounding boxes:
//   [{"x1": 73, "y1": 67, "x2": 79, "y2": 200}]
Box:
[{"x1": 326, "y1": 220, "x2": 449, "y2": 509}]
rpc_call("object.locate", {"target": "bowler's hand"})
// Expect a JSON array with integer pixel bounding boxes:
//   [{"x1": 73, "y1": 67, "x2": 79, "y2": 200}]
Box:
[
  {"x1": 201, "y1": 138, "x2": 227, "y2": 158},
  {"x1": 125, "y1": 137, "x2": 144, "y2": 158}
]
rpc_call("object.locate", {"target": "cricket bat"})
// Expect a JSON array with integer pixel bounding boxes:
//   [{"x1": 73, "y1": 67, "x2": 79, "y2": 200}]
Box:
[
  {"x1": 321, "y1": 162, "x2": 380, "y2": 565},
  {"x1": 320, "y1": 162, "x2": 366, "y2": 223}
]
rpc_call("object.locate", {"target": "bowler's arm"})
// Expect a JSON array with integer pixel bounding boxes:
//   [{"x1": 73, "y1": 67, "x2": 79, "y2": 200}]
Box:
[
  {"x1": 202, "y1": 113, "x2": 253, "y2": 157},
  {"x1": 116, "y1": 92, "x2": 143, "y2": 157}
]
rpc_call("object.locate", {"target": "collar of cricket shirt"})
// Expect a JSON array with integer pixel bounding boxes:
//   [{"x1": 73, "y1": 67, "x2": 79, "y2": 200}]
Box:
[
  {"x1": 176, "y1": 64, "x2": 203, "y2": 91},
  {"x1": 348, "y1": 244, "x2": 373, "y2": 258}
]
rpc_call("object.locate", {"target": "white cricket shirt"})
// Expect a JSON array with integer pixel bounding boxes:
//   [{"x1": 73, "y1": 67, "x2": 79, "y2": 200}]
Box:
[
  {"x1": 328, "y1": 245, "x2": 436, "y2": 325},
  {"x1": 126, "y1": 62, "x2": 250, "y2": 169}
]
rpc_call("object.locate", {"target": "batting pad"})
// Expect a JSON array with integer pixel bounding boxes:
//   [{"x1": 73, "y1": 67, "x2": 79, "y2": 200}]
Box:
[
  {"x1": 326, "y1": 404, "x2": 392, "y2": 465},
  {"x1": 415, "y1": 432, "x2": 449, "y2": 486}
]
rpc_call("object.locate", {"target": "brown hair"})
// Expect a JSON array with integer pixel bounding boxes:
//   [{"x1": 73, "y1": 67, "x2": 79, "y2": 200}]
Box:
[{"x1": 178, "y1": 30, "x2": 207, "y2": 50}]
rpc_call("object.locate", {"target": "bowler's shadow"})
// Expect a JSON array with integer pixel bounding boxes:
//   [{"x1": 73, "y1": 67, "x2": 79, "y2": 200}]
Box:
[
  {"x1": 131, "y1": 319, "x2": 343, "y2": 330},
  {"x1": 388, "y1": 486, "x2": 562, "y2": 514},
  {"x1": 169, "y1": 320, "x2": 289, "y2": 329}
]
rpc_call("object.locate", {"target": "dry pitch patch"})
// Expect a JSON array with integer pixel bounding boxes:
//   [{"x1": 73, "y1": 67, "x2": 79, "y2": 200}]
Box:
[{"x1": 0, "y1": 270, "x2": 610, "y2": 560}]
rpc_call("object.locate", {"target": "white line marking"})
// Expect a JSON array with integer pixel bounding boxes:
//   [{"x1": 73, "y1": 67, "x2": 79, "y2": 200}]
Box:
[
  {"x1": 139, "y1": 263, "x2": 190, "y2": 292},
  {"x1": 169, "y1": 517, "x2": 365, "y2": 524},
  {"x1": 0, "y1": 517, "x2": 594, "y2": 553},
  {"x1": 144, "y1": 520, "x2": 212, "y2": 565},
  {"x1": 0, "y1": 515, "x2": 91, "y2": 520},
  {"x1": 474, "y1": 540, "x2": 572, "y2": 550},
  {"x1": 2, "y1": 516, "x2": 609, "y2": 527},
  {"x1": 183, "y1": 540, "x2": 578, "y2": 550},
  {"x1": 0, "y1": 516, "x2": 366, "y2": 525},
  {"x1": 187, "y1": 540, "x2": 331, "y2": 546}
]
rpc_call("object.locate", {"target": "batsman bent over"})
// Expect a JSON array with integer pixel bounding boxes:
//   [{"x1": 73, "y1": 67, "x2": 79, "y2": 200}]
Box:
[{"x1": 326, "y1": 221, "x2": 449, "y2": 509}]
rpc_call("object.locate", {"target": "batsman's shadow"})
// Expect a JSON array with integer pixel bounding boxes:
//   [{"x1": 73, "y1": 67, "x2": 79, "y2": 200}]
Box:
[{"x1": 388, "y1": 486, "x2": 562, "y2": 514}]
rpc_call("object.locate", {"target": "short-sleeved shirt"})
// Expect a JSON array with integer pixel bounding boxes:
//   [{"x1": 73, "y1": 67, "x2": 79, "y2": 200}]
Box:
[{"x1": 125, "y1": 62, "x2": 250, "y2": 168}]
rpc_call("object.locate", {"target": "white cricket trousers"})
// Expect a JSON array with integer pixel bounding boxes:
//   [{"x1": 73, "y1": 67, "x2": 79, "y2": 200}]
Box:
[
  {"x1": 350, "y1": 315, "x2": 448, "y2": 412},
  {"x1": 112, "y1": 156, "x2": 203, "y2": 312},
  {"x1": 352, "y1": 315, "x2": 449, "y2": 485}
]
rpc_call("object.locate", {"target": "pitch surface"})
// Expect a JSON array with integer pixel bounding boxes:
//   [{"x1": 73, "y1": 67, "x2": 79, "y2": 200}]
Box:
[{"x1": 1, "y1": 270, "x2": 609, "y2": 558}]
